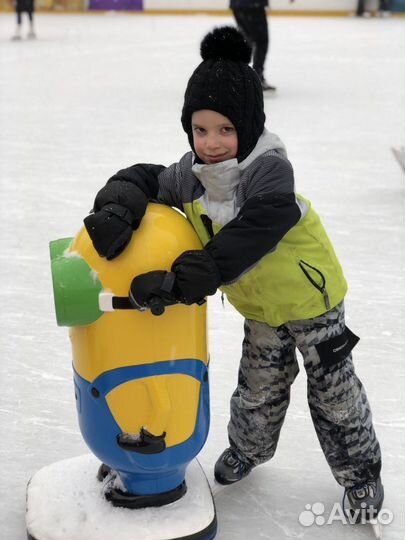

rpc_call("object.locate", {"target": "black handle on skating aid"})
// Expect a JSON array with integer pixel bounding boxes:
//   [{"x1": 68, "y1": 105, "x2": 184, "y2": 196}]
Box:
[
  {"x1": 117, "y1": 428, "x2": 166, "y2": 454},
  {"x1": 148, "y1": 296, "x2": 165, "y2": 316},
  {"x1": 102, "y1": 293, "x2": 166, "y2": 315}
]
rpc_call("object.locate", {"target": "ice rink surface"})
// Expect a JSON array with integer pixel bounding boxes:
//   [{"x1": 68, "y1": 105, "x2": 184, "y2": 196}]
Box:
[{"x1": 1, "y1": 11, "x2": 404, "y2": 540}]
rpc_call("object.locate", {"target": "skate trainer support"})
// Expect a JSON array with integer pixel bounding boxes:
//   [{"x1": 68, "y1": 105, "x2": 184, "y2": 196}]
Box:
[{"x1": 26, "y1": 203, "x2": 216, "y2": 540}]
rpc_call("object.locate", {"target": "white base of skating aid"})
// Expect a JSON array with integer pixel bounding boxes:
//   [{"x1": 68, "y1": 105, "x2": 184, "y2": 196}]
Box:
[{"x1": 26, "y1": 454, "x2": 217, "y2": 540}]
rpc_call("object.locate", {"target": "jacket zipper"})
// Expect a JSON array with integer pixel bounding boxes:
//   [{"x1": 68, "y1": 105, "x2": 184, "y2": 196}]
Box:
[{"x1": 299, "y1": 260, "x2": 331, "y2": 310}]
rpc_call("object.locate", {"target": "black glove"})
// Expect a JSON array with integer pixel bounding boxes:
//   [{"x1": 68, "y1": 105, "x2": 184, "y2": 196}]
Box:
[
  {"x1": 129, "y1": 250, "x2": 221, "y2": 315},
  {"x1": 84, "y1": 182, "x2": 148, "y2": 260},
  {"x1": 129, "y1": 271, "x2": 179, "y2": 315},
  {"x1": 84, "y1": 203, "x2": 134, "y2": 260},
  {"x1": 129, "y1": 249, "x2": 221, "y2": 315},
  {"x1": 107, "y1": 163, "x2": 165, "y2": 200},
  {"x1": 93, "y1": 178, "x2": 149, "y2": 218},
  {"x1": 171, "y1": 250, "x2": 221, "y2": 305}
]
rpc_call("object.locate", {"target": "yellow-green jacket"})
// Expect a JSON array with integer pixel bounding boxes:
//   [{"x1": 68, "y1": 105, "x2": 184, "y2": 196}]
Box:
[{"x1": 108, "y1": 130, "x2": 348, "y2": 327}]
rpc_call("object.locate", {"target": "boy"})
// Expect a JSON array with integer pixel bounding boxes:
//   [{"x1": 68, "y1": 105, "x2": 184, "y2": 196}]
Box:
[{"x1": 84, "y1": 26, "x2": 383, "y2": 518}]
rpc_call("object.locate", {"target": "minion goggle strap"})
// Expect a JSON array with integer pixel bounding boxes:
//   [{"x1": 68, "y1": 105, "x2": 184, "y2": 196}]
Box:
[{"x1": 98, "y1": 293, "x2": 132, "y2": 311}]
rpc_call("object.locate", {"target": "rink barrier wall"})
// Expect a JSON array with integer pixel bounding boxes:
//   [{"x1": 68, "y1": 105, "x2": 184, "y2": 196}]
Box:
[
  {"x1": 2, "y1": 7, "x2": 405, "y2": 14},
  {"x1": 1, "y1": 0, "x2": 405, "y2": 12}
]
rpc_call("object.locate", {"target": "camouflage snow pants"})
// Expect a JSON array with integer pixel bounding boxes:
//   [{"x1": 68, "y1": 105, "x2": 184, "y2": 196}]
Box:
[{"x1": 228, "y1": 302, "x2": 382, "y2": 487}]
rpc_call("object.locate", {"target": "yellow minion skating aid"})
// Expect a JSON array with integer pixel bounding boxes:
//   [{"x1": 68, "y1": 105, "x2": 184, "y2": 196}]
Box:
[{"x1": 26, "y1": 204, "x2": 217, "y2": 540}]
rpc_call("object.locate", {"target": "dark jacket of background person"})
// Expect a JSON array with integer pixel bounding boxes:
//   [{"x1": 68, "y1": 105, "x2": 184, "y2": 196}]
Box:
[
  {"x1": 231, "y1": 0, "x2": 268, "y2": 7},
  {"x1": 230, "y1": 0, "x2": 269, "y2": 83}
]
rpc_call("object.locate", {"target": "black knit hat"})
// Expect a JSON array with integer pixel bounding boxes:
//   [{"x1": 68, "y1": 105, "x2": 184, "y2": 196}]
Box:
[{"x1": 181, "y1": 26, "x2": 266, "y2": 161}]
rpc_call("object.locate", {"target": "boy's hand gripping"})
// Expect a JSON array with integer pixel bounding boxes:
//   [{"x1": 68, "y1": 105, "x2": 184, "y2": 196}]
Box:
[
  {"x1": 84, "y1": 180, "x2": 148, "y2": 260},
  {"x1": 128, "y1": 249, "x2": 221, "y2": 315},
  {"x1": 84, "y1": 203, "x2": 134, "y2": 261},
  {"x1": 129, "y1": 271, "x2": 179, "y2": 316}
]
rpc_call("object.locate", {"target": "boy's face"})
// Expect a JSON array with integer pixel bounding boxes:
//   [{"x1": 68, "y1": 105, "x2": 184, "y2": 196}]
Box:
[{"x1": 191, "y1": 110, "x2": 238, "y2": 164}]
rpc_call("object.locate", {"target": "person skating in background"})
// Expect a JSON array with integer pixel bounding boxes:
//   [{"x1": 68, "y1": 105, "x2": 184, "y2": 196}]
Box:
[
  {"x1": 12, "y1": 0, "x2": 36, "y2": 41},
  {"x1": 356, "y1": 0, "x2": 391, "y2": 17},
  {"x1": 391, "y1": 146, "x2": 405, "y2": 172},
  {"x1": 230, "y1": 0, "x2": 295, "y2": 91},
  {"x1": 83, "y1": 26, "x2": 384, "y2": 520}
]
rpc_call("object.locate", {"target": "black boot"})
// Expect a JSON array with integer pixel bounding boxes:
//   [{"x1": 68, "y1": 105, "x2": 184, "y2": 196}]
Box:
[
  {"x1": 345, "y1": 477, "x2": 384, "y2": 521},
  {"x1": 260, "y1": 77, "x2": 276, "y2": 92},
  {"x1": 214, "y1": 448, "x2": 253, "y2": 485}
]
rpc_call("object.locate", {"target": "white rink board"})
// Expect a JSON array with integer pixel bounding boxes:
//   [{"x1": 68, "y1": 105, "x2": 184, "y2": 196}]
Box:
[{"x1": 144, "y1": 0, "x2": 360, "y2": 12}]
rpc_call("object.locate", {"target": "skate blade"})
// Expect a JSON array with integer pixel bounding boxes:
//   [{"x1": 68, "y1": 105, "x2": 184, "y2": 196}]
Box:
[{"x1": 370, "y1": 518, "x2": 383, "y2": 539}]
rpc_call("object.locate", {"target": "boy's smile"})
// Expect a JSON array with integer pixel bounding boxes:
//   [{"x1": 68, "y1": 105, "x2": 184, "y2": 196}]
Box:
[{"x1": 191, "y1": 110, "x2": 238, "y2": 164}]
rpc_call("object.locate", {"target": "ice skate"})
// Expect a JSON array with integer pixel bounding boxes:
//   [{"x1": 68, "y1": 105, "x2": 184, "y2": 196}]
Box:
[
  {"x1": 260, "y1": 77, "x2": 276, "y2": 92},
  {"x1": 214, "y1": 448, "x2": 253, "y2": 485},
  {"x1": 11, "y1": 27, "x2": 22, "y2": 41},
  {"x1": 345, "y1": 476, "x2": 384, "y2": 522},
  {"x1": 392, "y1": 146, "x2": 405, "y2": 172},
  {"x1": 27, "y1": 23, "x2": 36, "y2": 39}
]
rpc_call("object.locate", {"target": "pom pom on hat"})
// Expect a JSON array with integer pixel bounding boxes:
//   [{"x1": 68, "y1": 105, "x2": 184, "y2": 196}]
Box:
[
  {"x1": 181, "y1": 26, "x2": 265, "y2": 161},
  {"x1": 200, "y1": 26, "x2": 252, "y2": 64}
]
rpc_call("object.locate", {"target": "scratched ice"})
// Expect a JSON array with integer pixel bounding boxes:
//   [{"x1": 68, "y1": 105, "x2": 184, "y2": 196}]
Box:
[{"x1": 0, "y1": 12, "x2": 404, "y2": 540}]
